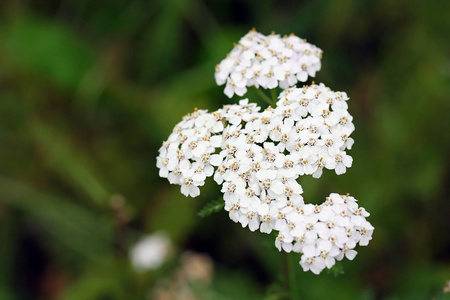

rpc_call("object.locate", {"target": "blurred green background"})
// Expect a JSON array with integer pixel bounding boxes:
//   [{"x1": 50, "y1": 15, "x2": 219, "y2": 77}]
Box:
[{"x1": 0, "y1": 0, "x2": 449, "y2": 299}]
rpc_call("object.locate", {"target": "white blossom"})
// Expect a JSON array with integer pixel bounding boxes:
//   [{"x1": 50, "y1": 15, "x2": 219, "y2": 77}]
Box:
[
  {"x1": 291, "y1": 193, "x2": 374, "y2": 275},
  {"x1": 276, "y1": 83, "x2": 356, "y2": 178},
  {"x1": 130, "y1": 232, "x2": 171, "y2": 272},
  {"x1": 156, "y1": 108, "x2": 224, "y2": 197},
  {"x1": 215, "y1": 29, "x2": 323, "y2": 98}
]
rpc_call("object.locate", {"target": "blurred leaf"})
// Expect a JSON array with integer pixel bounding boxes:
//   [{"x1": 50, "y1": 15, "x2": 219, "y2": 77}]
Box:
[
  {"x1": 0, "y1": 14, "x2": 95, "y2": 92},
  {"x1": 326, "y1": 262, "x2": 345, "y2": 277},
  {"x1": 0, "y1": 289, "x2": 17, "y2": 300},
  {"x1": 0, "y1": 177, "x2": 113, "y2": 259},
  {"x1": 137, "y1": 0, "x2": 182, "y2": 83},
  {"x1": 393, "y1": 263, "x2": 450, "y2": 298},
  {"x1": 150, "y1": 62, "x2": 218, "y2": 142},
  {"x1": 147, "y1": 187, "x2": 198, "y2": 244},
  {"x1": 29, "y1": 119, "x2": 111, "y2": 207},
  {"x1": 207, "y1": 267, "x2": 264, "y2": 300},
  {"x1": 197, "y1": 198, "x2": 224, "y2": 218},
  {"x1": 0, "y1": 210, "x2": 16, "y2": 294},
  {"x1": 59, "y1": 259, "x2": 128, "y2": 300}
]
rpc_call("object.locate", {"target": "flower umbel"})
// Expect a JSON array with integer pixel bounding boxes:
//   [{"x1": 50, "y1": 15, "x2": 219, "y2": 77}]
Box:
[
  {"x1": 156, "y1": 29, "x2": 373, "y2": 275},
  {"x1": 215, "y1": 29, "x2": 323, "y2": 98}
]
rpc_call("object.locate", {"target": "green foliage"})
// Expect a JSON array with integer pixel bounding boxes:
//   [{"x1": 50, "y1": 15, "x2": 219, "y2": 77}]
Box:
[
  {"x1": 30, "y1": 119, "x2": 111, "y2": 207},
  {"x1": 147, "y1": 188, "x2": 199, "y2": 243},
  {"x1": 197, "y1": 198, "x2": 225, "y2": 218},
  {"x1": 0, "y1": 15, "x2": 95, "y2": 92},
  {"x1": 326, "y1": 262, "x2": 345, "y2": 277},
  {"x1": 0, "y1": 177, "x2": 113, "y2": 259},
  {"x1": 207, "y1": 267, "x2": 265, "y2": 300}
]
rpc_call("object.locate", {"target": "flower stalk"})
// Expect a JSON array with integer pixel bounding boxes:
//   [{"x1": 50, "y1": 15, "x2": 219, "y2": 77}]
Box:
[{"x1": 253, "y1": 87, "x2": 275, "y2": 107}]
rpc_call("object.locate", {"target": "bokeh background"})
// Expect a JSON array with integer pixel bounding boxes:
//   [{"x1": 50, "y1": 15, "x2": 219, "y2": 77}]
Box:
[{"x1": 0, "y1": 0, "x2": 449, "y2": 299}]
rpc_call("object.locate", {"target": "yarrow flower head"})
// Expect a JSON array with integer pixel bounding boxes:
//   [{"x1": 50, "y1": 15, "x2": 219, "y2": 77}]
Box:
[
  {"x1": 156, "y1": 108, "x2": 224, "y2": 197},
  {"x1": 156, "y1": 29, "x2": 374, "y2": 275},
  {"x1": 215, "y1": 28, "x2": 323, "y2": 98}
]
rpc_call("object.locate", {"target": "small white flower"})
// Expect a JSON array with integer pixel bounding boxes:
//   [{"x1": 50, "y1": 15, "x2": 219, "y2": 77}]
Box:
[
  {"x1": 239, "y1": 205, "x2": 260, "y2": 231},
  {"x1": 180, "y1": 177, "x2": 201, "y2": 197},
  {"x1": 334, "y1": 152, "x2": 353, "y2": 175},
  {"x1": 130, "y1": 232, "x2": 171, "y2": 272},
  {"x1": 275, "y1": 232, "x2": 294, "y2": 252},
  {"x1": 300, "y1": 255, "x2": 326, "y2": 275}
]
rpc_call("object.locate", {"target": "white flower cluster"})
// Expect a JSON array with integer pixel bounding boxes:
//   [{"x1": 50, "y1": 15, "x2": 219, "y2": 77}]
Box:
[
  {"x1": 289, "y1": 194, "x2": 374, "y2": 275},
  {"x1": 211, "y1": 83, "x2": 355, "y2": 230},
  {"x1": 157, "y1": 83, "x2": 374, "y2": 274},
  {"x1": 275, "y1": 83, "x2": 355, "y2": 178},
  {"x1": 157, "y1": 29, "x2": 374, "y2": 275},
  {"x1": 156, "y1": 108, "x2": 224, "y2": 197},
  {"x1": 215, "y1": 29, "x2": 323, "y2": 98}
]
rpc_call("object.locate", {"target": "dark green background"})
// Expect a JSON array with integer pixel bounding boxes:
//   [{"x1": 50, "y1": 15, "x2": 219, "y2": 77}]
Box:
[{"x1": 0, "y1": 0, "x2": 449, "y2": 299}]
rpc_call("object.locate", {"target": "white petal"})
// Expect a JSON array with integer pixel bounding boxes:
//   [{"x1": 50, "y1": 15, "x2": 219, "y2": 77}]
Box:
[
  {"x1": 303, "y1": 244, "x2": 315, "y2": 257},
  {"x1": 345, "y1": 249, "x2": 357, "y2": 260}
]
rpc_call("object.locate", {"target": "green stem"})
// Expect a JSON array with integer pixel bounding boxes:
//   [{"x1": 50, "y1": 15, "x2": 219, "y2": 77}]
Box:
[
  {"x1": 281, "y1": 251, "x2": 290, "y2": 293},
  {"x1": 289, "y1": 253, "x2": 300, "y2": 300},
  {"x1": 254, "y1": 88, "x2": 274, "y2": 106},
  {"x1": 270, "y1": 88, "x2": 277, "y2": 104}
]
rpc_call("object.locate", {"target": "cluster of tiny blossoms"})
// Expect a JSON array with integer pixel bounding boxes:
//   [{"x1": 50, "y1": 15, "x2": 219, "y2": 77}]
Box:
[
  {"x1": 157, "y1": 29, "x2": 373, "y2": 275},
  {"x1": 291, "y1": 194, "x2": 374, "y2": 274},
  {"x1": 157, "y1": 83, "x2": 373, "y2": 274},
  {"x1": 215, "y1": 29, "x2": 323, "y2": 98},
  {"x1": 156, "y1": 108, "x2": 224, "y2": 197}
]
